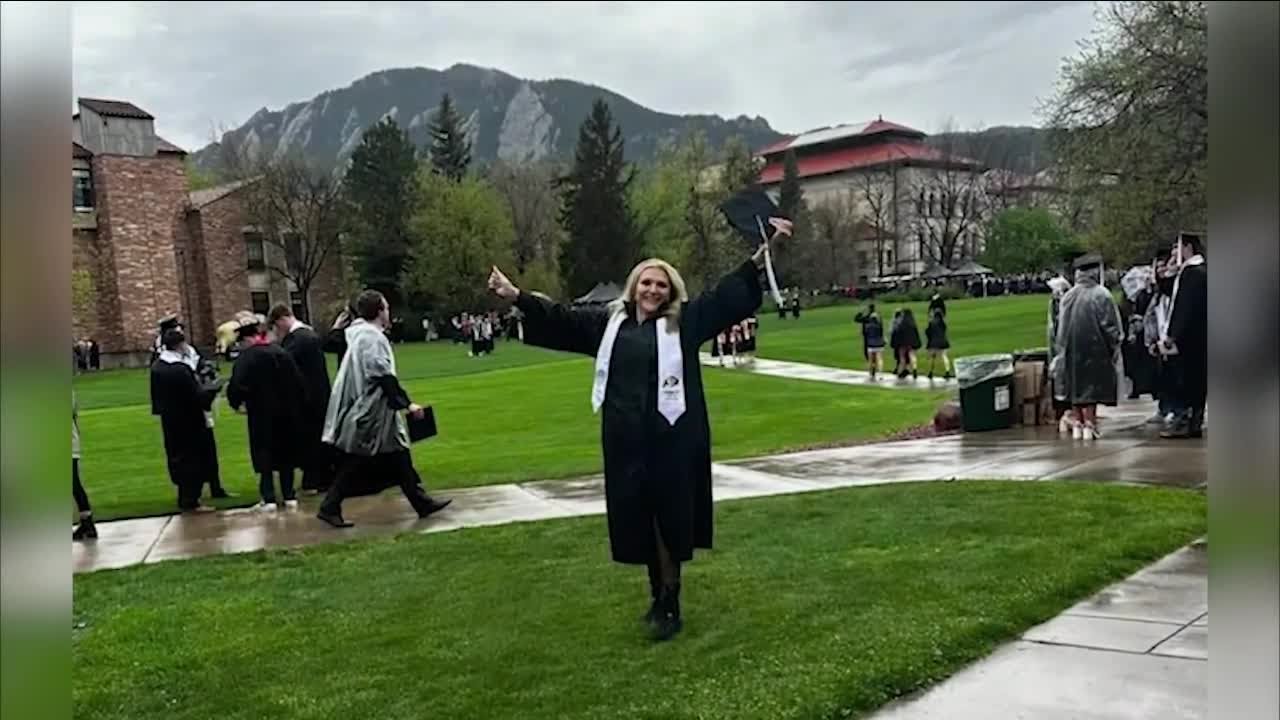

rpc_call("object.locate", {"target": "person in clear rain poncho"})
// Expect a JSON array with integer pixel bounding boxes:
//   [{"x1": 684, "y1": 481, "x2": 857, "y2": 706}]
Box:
[{"x1": 1051, "y1": 255, "x2": 1124, "y2": 440}]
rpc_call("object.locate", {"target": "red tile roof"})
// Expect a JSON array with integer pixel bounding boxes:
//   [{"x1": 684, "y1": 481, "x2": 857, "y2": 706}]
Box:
[
  {"x1": 759, "y1": 141, "x2": 979, "y2": 184},
  {"x1": 757, "y1": 118, "x2": 928, "y2": 159}
]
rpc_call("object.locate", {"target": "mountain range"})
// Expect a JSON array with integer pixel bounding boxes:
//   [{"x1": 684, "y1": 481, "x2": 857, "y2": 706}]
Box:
[
  {"x1": 192, "y1": 63, "x2": 785, "y2": 174},
  {"x1": 192, "y1": 62, "x2": 1056, "y2": 177}
]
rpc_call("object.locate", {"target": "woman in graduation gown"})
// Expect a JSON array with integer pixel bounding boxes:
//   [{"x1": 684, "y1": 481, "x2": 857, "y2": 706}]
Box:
[{"x1": 487, "y1": 240, "x2": 781, "y2": 642}]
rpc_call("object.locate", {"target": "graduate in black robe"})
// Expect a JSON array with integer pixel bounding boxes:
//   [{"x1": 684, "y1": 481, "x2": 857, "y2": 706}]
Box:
[
  {"x1": 1162, "y1": 234, "x2": 1208, "y2": 438},
  {"x1": 150, "y1": 328, "x2": 223, "y2": 513},
  {"x1": 227, "y1": 319, "x2": 311, "y2": 508},
  {"x1": 269, "y1": 303, "x2": 335, "y2": 493},
  {"x1": 488, "y1": 235, "x2": 783, "y2": 642}
]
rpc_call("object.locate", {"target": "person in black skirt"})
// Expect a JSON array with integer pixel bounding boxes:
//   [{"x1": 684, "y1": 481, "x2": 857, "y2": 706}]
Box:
[
  {"x1": 890, "y1": 308, "x2": 922, "y2": 379},
  {"x1": 924, "y1": 308, "x2": 953, "y2": 379}
]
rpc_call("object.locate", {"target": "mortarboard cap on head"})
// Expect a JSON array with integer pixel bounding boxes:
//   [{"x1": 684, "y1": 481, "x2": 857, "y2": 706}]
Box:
[
  {"x1": 719, "y1": 188, "x2": 790, "y2": 247},
  {"x1": 1072, "y1": 252, "x2": 1104, "y2": 270},
  {"x1": 158, "y1": 314, "x2": 181, "y2": 331}
]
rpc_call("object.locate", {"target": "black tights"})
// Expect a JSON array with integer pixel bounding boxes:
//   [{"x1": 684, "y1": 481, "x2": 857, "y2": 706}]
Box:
[
  {"x1": 648, "y1": 519, "x2": 682, "y2": 592},
  {"x1": 73, "y1": 459, "x2": 92, "y2": 515}
]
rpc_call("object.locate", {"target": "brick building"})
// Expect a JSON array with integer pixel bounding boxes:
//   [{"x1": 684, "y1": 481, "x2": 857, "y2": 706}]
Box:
[{"x1": 72, "y1": 98, "x2": 349, "y2": 368}]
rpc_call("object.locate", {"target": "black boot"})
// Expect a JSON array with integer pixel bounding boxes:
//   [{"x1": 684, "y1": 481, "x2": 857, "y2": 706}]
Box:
[
  {"x1": 651, "y1": 583, "x2": 684, "y2": 642},
  {"x1": 73, "y1": 514, "x2": 97, "y2": 541}
]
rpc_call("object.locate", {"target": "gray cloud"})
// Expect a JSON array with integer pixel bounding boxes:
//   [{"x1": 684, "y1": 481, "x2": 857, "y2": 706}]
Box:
[{"x1": 71, "y1": 1, "x2": 1099, "y2": 151}]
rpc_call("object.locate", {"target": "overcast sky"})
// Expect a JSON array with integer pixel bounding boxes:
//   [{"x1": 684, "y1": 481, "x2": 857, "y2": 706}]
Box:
[{"x1": 72, "y1": 1, "x2": 1100, "y2": 151}]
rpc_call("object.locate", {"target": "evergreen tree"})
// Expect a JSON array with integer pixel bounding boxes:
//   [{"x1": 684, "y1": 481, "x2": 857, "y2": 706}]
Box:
[
  {"x1": 343, "y1": 117, "x2": 420, "y2": 307},
  {"x1": 774, "y1": 148, "x2": 810, "y2": 289},
  {"x1": 429, "y1": 93, "x2": 472, "y2": 182},
  {"x1": 558, "y1": 99, "x2": 639, "y2": 297},
  {"x1": 778, "y1": 148, "x2": 804, "y2": 219}
]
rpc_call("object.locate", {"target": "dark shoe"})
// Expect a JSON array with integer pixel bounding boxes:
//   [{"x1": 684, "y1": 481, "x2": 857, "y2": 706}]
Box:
[
  {"x1": 73, "y1": 517, "x2": 97, "y2": 541},
  {"x1": 317, "y1": 511, "x2": 354, "y2": 528},
  {"x1": 416, "y1": 498, "x2": 453, "y2": 519},
  {"x1": 651, "y1": 583, "x2": 684, "y2": 642},
  {"x1": 210, "y1": 487, "x2": 233, "y2": 499}
]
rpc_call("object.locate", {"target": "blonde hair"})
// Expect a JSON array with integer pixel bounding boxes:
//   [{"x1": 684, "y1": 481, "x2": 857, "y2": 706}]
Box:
[{"x1": 608, "y1": 258, "x2": 689, "y2": 332}]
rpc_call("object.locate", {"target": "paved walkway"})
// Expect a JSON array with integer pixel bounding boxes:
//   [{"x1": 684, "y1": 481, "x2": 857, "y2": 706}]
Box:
[
  {"x1": 699, "y1": 353, "x2": 960, "y2": 389},
  {"x1": 74, "y1": 393, "x2": 1203, "y2": 575},
  {"x1": 869, "y1": 539, "x2": 1207, "y2": 719}
]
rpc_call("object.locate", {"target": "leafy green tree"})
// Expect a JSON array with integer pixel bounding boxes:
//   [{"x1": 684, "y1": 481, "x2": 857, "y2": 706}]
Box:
[
  {"x1": 1041, "y1": 0, "x2": 1206, "y2": 263},
  {"x1": 406, "y1": 171, "x2": 514, "y2": 316},
  {"x1": 981, "y1": 207, "x2": 1080, "y2": 273}
]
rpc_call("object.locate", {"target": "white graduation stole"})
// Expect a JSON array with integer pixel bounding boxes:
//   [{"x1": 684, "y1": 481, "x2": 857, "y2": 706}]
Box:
[{"x1": 592, "y1": 311, "x2": 686, "y2": 426}]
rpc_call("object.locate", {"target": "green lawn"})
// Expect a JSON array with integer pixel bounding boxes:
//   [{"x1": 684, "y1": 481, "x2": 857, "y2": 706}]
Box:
[
  {"x1": 72, "y1": 480, "x2": 1207, "y2": 720},
  {"x1": 76, "y1": 344, "x2": 951, "y2": 521},
  {"x1": 755, "y1": 295, "x2": 1052, "y2": 371}
]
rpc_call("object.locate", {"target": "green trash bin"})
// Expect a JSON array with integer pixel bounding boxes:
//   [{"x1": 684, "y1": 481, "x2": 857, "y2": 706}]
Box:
[{"x1": 955, "y1": 354, "x2": 1016, "y2": 432}]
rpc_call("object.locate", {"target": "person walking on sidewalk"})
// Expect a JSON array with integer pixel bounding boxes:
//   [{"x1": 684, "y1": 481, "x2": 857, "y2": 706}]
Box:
[
  {"x1": 72, "y1": 391, "x2": 97, "y2": 541},
  {"x1": 317, "y1": 290, "x2": 452, "y2": 528}
]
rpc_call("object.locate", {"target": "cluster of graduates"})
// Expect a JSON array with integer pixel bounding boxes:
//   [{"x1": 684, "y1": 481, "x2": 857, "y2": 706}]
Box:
[{"x1": 146, "y1": 308, "x2": 336, "y2": 512}]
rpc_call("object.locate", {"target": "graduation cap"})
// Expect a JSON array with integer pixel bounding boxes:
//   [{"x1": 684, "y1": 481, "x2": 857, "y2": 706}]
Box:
[
  {"x1": 718, "y1": 188, "x2": 789, "y2": 305},
  {"x1": 719, "y1": 188, "x2": 790, "y2": 246},
  {"x1": 158, "y1": 314, "x2": 181, "y2": 331}
]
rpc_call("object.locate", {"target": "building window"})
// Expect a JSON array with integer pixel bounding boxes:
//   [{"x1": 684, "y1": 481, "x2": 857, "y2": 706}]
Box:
[
  {"x1": 250, "y1": 292, "x2": 271, "y2": 315},
  {"x1": 885, "y1": 249, "x2": 894, "y2": 267},
  {"x1": 857, "y1": 251, "x2": 869, "y2": 267},
  {"x1": 244, "y1": 231, "x2": 266, "y2": 271},
  {"x1": 290, "y1": 291, "x2": 307, "y2": 322},
  {"x1": 917, "y1": 229, "x2": 926, "y2": 258},
  {"x1": 916, "y1": 190, "x2": 925, "y2": 215},
  {"x1": 73, "y1": 168, "x2": 94, "y2": 211}
]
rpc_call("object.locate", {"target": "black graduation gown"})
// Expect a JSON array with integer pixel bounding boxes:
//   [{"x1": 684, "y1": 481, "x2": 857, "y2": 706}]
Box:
[
  {"x1": 150, "y1": 358, "x2": 221, "y2": 491},
  {"x1": 280, "y1": 326, "x2": 332, "y2": 441},
  {"x1": 226, "y1": 343, "x2": 310, "y2": 474},
  {"x1": 515, "y1": 260, "x2": 764, "y2": 565},
  {"x1": 1167, "y1": 260, "x2": 1208, "y2": 403}
]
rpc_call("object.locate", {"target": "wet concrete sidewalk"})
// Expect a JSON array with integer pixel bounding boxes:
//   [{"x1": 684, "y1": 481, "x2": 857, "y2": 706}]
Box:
[
  {"x1": 73, "y1": 393, "x2": 1204, "y2": 575},
  {"x1": 868, "y1": 539, "x2": 1208, "y2": 719},
  {"x1": 699, "y1": 353, "x2": 960, "y2": 390}
]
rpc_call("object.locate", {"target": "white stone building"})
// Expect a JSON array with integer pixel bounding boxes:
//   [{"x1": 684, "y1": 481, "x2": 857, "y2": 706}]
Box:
[{"x1": 756, "y1": 119, "x2": 990, "y2": 284}]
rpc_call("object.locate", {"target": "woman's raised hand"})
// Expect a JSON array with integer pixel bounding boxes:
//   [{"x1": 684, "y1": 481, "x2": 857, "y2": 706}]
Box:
[{"x1": 488, "y1": 266, "x2": 519, "y2": 301}]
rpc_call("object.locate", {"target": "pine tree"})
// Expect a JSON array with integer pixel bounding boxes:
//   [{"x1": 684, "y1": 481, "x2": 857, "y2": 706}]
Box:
[
  {"x1": 558, "y1": 99, "x2": 639, "y2": 297},
  {"x1": 778, "y1": 148, "x2": 804, "y2": 219},
  {"x1": 719, "y1": 135, "x2": 761, "y2": 196},
  {"x1": 774, "y1": 148, "x2": 810, "y2": 290},
  {"x1": 429, "y1": 93, "x2": 472, "y2": 182},
  {"x1": 343, "y1": 117, "x2": 420, "y2": 307}
]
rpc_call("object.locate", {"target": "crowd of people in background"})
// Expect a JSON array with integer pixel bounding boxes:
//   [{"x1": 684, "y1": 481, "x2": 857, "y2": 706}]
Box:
[
  {"x1": 1046, "y1": 235, "x2": 1207, "y2": 441},
  {"x1": 72, "y1": 337, "x2": 101, "y2": 372}
]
